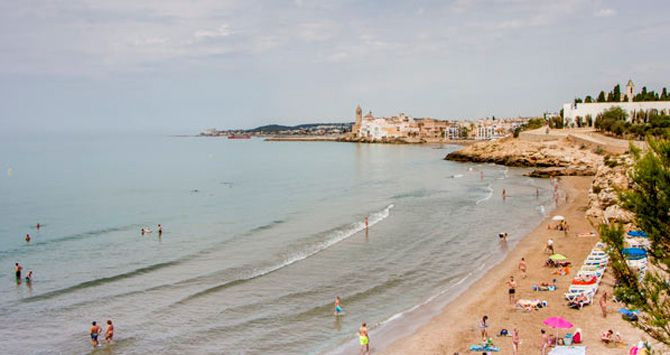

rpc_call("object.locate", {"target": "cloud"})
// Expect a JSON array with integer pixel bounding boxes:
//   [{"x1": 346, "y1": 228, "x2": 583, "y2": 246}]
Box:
[
  {"x1": 194, "y1": 24, "x2": 233, "y2": 40},
  {"x1": 595, "y1": 8, "x2": 616, "y2": 17}
]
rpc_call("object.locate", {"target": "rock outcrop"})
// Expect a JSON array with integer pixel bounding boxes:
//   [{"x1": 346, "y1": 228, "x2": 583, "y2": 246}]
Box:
[
  {"x1": 584, "y1": 155, "x2": 634, "y2": 226},
  {"x1": 445, "y1": 138, "x2": 602, "y2": 177}
]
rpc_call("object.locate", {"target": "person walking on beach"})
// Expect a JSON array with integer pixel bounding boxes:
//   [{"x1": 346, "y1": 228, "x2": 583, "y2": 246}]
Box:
[
  {"x1": 359, "y1": 321, "x2": 369, "y2": 355},
  {"x1": 512, "y1": 328, "x2": 520, "y2": 355},
  {"x1": 540, "y1": 329, "x2": 548, "y2": 355},
  {"x1": 105, "y1": 320, "x2": 114, "y2": 343},
  {"x1": 15, "y1": 263, "x2": 22, "y2": 281},
  {"x1": 545, "y1": 239, "x2": 554, "y2": 254},
  {"x1": 334, "y1": 296, "x2": 343, "y2": 316},
  {"x1": 599, "y1": 291, "x2": 608, "y2": 318},
  {"x1": 518, "y1": 258, "x2": 527, "y2": 279},
  {"x1": 507, "y1": 276, "x2": 517, "y2": 305},
  {"x1": 479, "y1": 315, "x2": 489, "y2": 340},
  {"x1": 90, "y1": 321, "x2": 102, "y2": 348}
]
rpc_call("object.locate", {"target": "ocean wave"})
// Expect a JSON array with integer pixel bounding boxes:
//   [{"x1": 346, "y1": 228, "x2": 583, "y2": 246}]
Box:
[
  {"x1": 475, "y1": 183, "x2": 493, "y2": 205},
  {"x1": 21, "y1": 259, "x2": 185, "y2": 303},
  {"x1": 170, "y1": 204, "x2": 394, "y2": 306},
  {"x1": 375, "y1": 271, "x2": 471, "y2": 328},
  {"x1": 0, "y1": 224, "x2": 141, "y2": 258}
]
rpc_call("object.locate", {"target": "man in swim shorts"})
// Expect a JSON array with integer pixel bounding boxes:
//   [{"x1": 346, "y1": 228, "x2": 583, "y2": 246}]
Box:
[
  {"x1": 507, "y1": 276, "x2": 517, "y2": 305},
  {"x1": 359, "y1": 322, "x2": 369, "y2": 354},
  {"x1": 105, "y1": 320, "x2": 114, "y2": 343},
  {"x1": 334, "y1": 296, "x2": 343, "y2": 316},
  {"x1": 90, "y1": 321, "x2": 101, "y2": 348}
]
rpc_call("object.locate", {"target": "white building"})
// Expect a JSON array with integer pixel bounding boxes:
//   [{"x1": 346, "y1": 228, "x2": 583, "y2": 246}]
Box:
[{"x1": 562, "y1": 80, "x2": 670, "y2": 126}]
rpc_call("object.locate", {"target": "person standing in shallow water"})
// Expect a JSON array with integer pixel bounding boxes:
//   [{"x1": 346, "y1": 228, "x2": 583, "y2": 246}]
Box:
[
  {"x1": 25, "y1": 234, "x2": 30, "y2": 242},
  {"x1": 359, "y1": 321, "x2": 369, "y2": 355},
  {"x1": 15, "y1": 263, "x2": 22, "y2": 280},
  {"x1": 158, "y1": 224, "x2": 163, "y2": 237},
  {"x1": 334, "y1": 296, "x2": 343, "y2": 316},
  {"x1": 105, "y1": 320, "x2": 114, "y2": 343},
  {"x1": 90, "y1": 321, "x2": 101, "y2": 348}
]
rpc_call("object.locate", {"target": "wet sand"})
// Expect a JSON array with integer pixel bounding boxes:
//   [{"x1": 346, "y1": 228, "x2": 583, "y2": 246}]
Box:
[{"x1": 384, "y1": 176, "x2": 653, "y2": 354}]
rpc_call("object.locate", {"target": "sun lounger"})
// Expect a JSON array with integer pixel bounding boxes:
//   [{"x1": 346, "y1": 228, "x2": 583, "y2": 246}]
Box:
[
  {"x1": 571, "y1": 276, "x2": 597, "y2": 285},
  {"x1": 568, "y1": 293, "x2": 593, "y2": 309},
  {"x1": 565, "y1": 289, "x2": 595, "y2": 301}
]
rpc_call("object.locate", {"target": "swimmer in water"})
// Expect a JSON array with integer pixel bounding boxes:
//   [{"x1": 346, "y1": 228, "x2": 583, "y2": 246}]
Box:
[
  {"x1": 36, "y1": 223, "x2": 40, "y2": 230},
  {"x1": 158, "y1": 224, "x2": 163, "y2": 237},
  {"x1": 334, "y1": 296, "x2": 343, "y2": 316},
  {"x1": 25, "y1": 270, "x2": 33, "y2": 283},
  {"x1": 141, "y1": 228, "x2": 145, "y2": 236},
  {"x1": 359, "y1": 321, "x2": 369, "y2": 355},
  {"x1": 25, "y1": 234, "x2": 30, "y2": 243}
]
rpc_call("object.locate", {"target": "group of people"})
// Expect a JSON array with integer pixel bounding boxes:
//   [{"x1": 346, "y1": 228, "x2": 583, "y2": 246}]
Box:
[
  {"x1": 478, "y1": 315, "x2": 521, "y2": 355},
  {"x1": 14, "y1": 262, "x2": 33, "y2": 284},
  {"x1": 140, "y1": 224, "x2": 163, "y2": 236},
  {"x1": 333, "y1": 296, "x2": 369, "y2": 355},
  {"x1": 89, "y1": 320, "x2": 114, "y2": 347}
]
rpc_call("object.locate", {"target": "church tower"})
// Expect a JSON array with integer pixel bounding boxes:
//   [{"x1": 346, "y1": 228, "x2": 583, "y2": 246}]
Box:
[
  {"x1": 353, "y1": 104, "x2": 363, "y2": 137},
  {"x1": 626, "y1": 80, "x2": 634, "y2": 102}
]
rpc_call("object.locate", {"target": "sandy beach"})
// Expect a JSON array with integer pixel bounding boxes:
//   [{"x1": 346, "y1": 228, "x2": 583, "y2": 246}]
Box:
[{"x1": 384, "y1": 176, "x2": 651, "y2": 354}]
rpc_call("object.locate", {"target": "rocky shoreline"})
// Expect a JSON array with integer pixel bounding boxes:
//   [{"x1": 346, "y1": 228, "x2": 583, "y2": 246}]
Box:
[{"x1": 445, "y1": 137, "x2": 603, "y2": 177}]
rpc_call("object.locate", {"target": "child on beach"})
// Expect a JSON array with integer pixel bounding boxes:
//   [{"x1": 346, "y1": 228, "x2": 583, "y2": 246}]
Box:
[{"x1": 479, "y1": 315, "x2": 489, "y2": 340}]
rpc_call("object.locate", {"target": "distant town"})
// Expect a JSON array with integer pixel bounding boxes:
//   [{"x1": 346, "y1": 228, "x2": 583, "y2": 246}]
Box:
[{"x1": 200, "y1": 80, "x2": 670, "y2": 143}]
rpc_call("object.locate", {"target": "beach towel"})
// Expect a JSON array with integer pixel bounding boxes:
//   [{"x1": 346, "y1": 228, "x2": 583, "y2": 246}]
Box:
[
  {"x1": 469, "y1": 344, "x2": 500, "y2": 352},
  {"x1": 549, "y1": 346, "x2": 586, "y2": 355}
]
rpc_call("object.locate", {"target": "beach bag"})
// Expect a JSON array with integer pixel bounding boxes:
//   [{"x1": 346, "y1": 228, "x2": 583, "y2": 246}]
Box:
[
  {"x1": 499, "y1": 329, "x2": 508, "y2": 336},
  {"x1": 623, "y1": 313, "x2": 639, "y2": 321}
]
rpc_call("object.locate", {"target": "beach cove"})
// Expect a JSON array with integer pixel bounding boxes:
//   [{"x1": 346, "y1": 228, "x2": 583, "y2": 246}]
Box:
[{"x1": 384, "y1": 175, "x2": 650, "y2": 354}]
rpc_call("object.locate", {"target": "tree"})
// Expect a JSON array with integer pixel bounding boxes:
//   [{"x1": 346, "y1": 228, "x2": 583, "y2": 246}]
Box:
[
  {"x1": 597, "y1": 91, "x2": 607, "y2": 102},
  {"x1": 613, "y1": 84, "x2": 622, "y2": 102},
  {"x1": 662, "y1": 88, "x2": 668, "y2": 101},
  {"x1": 586, "y1": 114, "x2": 593, "y2": 127},
  {"x1": 601, "y1": 137, "x2": 670, "y2": 345},
  {"x1": 607, "y1": 92, "x2": 614, "y2": 102},
  {"x1": 574, "y1": 98, "x2": 583, "y2": 104},
  {"x1": 585, "y1": 95, "x2": 594, "y2": 103}
]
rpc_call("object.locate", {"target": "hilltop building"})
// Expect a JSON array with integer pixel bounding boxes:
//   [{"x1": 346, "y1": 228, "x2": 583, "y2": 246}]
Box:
[{"x1": 562, "y1": 80, "x2": 670, "y2": 126}]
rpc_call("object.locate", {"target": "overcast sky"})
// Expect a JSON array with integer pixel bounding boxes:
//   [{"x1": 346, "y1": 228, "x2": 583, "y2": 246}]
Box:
[{"x1": 1, "y1": 0, "x2": 668, "y2": 133}]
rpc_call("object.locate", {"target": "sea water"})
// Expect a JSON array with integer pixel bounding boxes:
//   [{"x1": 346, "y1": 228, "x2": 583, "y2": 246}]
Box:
[{"x1": 0, "y1": 134, "x2": 553, "y2": 354}]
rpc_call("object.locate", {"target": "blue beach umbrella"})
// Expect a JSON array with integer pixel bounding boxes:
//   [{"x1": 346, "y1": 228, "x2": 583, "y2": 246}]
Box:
[{"x1": 627, "y1": 230, "x2": 648, "y2": 237}]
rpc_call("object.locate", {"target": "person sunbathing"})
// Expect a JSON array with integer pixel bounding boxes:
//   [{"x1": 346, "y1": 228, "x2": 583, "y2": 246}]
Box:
[
  {"x1": 568, "y1": 293, "x2": 590, "y2": 309},
  {"x1": 553, "y1": 266, "x2": 570, "y2": 275},
  {"x1": 601, "y1": 330, "x2": 619, "y2": 344}
]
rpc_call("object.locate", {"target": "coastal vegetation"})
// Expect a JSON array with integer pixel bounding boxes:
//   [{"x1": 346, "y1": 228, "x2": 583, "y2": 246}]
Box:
[
  {"x1": 600, "y1": 137, "x2": 670, "y2": 345},
  {"x1": 594, "y1": 107, "x2": 670, "y2": 139},
  {"x1": 512, "y1": 117, "x2": 545, "y2": 137}
]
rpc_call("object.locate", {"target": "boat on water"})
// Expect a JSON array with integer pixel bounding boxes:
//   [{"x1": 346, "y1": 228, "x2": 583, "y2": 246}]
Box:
[{"x1": 227, "y1": 134, "x2": 252, "y2": 139}]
